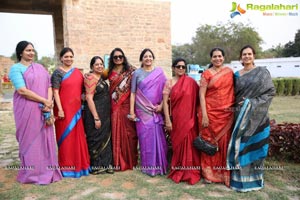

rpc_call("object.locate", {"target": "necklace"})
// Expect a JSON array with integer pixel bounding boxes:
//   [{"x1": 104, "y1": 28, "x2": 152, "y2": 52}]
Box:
[
  {"x1": 212, "y1": 66, "x2": 222, "y2": 73},
  {"x1": 144, "y1": 66, "x2": 153, "y2": 72},
  {"x1": 243, "y1": 66, "x2": 255, "y2": 72}
]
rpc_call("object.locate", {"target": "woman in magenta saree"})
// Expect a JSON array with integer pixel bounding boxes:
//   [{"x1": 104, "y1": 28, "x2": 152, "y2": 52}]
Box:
[
  {"x1": 163, "y1": 58, "x2": 200, "y2": 185},
  {"x1": 9, "y1": 41, "x2": 62, "y2": 184},
  {"x1": 108, "y1": 48, "x2": 138, "y2": 171},
  {"x1": 129, "y1": 49, "x2": 168, "y2": 176},
  {"x1": 51, "y1": 48, "x2": 90, "y2": 178}
]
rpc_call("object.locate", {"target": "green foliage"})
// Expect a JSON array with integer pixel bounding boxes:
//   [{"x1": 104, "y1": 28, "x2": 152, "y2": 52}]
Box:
[
  {"x1": 172, "y1": 44, "x2": 195, "y2": 64},
  {"x1": 273, "y1": 78, "x2": 300, "y2": 96},
  {"x1": 272, "y1": 79, "x2": 278, "y2": 92},
  {"x1": 284, "y1": 79, "x2": 293, "y2": 95},
  {"x1": 282, "y1": 29, "x2": 300, "y2": 57},
  {"x1": 276, "y1": 79, "x2": 285, "y2": 96},
  {"x1": 172, "y1": 21, "x2": 263, "y2": 65},
  {"x1": 292, "y1": 79, "x2": 300, "y2": 95},
  {"x1": 191, "y1": 21, "x2": 263, "y2": 65},
  {"x1": 37, "y1": 56, "x2": 56, "y2": 73},
  {"x1": 262, "y1": 44, "x2": 284, "y2": 58}
]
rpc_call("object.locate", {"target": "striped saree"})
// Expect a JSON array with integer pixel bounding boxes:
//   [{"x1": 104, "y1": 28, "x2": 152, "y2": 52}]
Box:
[{"x1": 227, "y1": 67, "x2": 275, "y2": 192}]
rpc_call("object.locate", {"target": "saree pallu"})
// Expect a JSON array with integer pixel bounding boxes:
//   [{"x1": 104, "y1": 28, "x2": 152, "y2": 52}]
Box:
[
  {"x1": 83, "y1": 79, "x2": 112, "y2": 173},
  {"x1": 109, "y1": 69, "x2": 138, "y2": 171},
  {"x1": 13, "y1": 63, "x2": 62, "y2": 184},
  {"x1": 227, "y1": 67, "x2": 275, "y2": 192},
  {"x1": 53, "y1": 68, "x2": 90, "y2": 177},
  {"x1": 198, "y1": 67, "x2": 234, "y2": 186},
  {"x1": 167, "y1": 75, "x2": 201, "y2": 185},
  {"x1": 135, "y1": 67, "x2": 168, "y2": 176}
]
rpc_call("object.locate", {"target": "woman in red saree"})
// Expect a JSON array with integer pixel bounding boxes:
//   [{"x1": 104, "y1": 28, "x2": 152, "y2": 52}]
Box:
[
  {"x1": 198, "y1": 47, "x2": 234, "y2": 186},
  {"x1": 163, "y1": 58, "x2": 201, "y2": 185},
  {"x1": 108, "y1": 48, "x2": 138, "y2": 171},
  {"x1": 51, "y1": 47, "x2": 90, "y2": 178}
]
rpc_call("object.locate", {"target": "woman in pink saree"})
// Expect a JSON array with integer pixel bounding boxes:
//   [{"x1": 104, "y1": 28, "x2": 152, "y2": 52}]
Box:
[
  {"x1": 129, "y1": 48, "x2": 168, "y2": 176},
  {"x1": 9, "y1": 41, "x2": 62, "y2": 184}
]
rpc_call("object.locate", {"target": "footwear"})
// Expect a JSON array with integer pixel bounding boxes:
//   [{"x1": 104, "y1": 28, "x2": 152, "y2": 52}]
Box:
[
  {"x1": 106, "y1": 168, "x2": 114, "y2": 174},
  {"x1": 204, "y1": 179, "x2": 212, "y2": 184},
  {"x1": 91, "y1": 168, "x2": 106, "y2": 175}
]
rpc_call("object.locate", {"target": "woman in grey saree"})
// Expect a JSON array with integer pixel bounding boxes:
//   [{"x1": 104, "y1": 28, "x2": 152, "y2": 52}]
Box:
[{"x1": 227, "y1": 45, "x2": 275, "y2": 192}]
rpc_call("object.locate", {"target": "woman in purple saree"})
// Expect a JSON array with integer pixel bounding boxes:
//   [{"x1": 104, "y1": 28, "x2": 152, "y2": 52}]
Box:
[
  {"x1": 129, "y1": 48, "x2": 168, "y2": 176},
  {"x1": 8, "y1": 41, "x2": 62, "y2": 184}
]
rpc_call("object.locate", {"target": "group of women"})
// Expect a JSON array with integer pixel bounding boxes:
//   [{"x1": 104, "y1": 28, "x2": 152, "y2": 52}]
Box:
[{"x1": 9, "y1": 40, "x2": 275, "y2": 193}]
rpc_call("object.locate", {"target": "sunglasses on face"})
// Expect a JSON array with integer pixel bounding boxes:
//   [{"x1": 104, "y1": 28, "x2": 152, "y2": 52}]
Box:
[
  {"x1": 175, "y1": 65, "x2": 186, "y2": 69},
  {"x1": 113, "y1": 55, "x2": 124, "y2": 60}
]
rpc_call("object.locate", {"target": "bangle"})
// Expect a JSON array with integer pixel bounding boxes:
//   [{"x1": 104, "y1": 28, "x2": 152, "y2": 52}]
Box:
[{"x1": 94, "y1": 119, "x2": 100, "y2": 121}]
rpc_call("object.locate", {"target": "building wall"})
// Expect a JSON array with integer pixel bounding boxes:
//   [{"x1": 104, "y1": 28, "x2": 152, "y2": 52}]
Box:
[
  {"x1": 0, "y1": 56, "x2": 14, "y2": 78},
  {"x1": 230, "y1": 57, "x2": 300, "y2": 78},
  {"x1": 0, "y1": 0, "x2": 172, "y2": 76},
  {"x1": 62, "y1": 0, "x2": 172, "y2": 75}
]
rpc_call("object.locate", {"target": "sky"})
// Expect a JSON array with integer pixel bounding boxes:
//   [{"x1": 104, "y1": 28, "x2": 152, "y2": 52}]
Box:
[{"x1": 0, "y1": 0, "x2": 300, "y2": 58}]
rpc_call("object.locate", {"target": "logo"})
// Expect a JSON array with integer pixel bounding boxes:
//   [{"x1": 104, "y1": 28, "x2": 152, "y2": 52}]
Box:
[{"x1": 230, "y1": 2, "x2": 246, "y2": 18}]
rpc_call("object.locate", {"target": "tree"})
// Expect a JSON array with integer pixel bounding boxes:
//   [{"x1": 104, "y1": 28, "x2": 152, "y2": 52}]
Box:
[
  {"x1": 191, "y1": 21, "x2": 263, "y2": 65},
  {"x1": 38, "y1": 56, "x2": 55, "y2": 73},
  {"x1": 172, "y1": 44, "x2": 195, "y2": 64},
  {"x1": 171, "y1": 22, "x2": 263, "y2": 65},
  {"x1": 282, "y1": 29, "x2": 300, "y2": 57},
  {"x1": 262, "y1": 44, "x2": 284, "y2": 58}
]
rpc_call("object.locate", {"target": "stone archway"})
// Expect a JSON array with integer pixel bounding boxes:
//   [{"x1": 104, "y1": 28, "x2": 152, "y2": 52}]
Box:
[{"x1": 0, "y1": 0, "x2": 171, "y2": 73}]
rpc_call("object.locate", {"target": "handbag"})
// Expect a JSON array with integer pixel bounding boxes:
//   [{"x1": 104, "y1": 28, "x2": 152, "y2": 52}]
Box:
[{"x1": 193, "y1": 127, "x2": 218, "y2": 156}]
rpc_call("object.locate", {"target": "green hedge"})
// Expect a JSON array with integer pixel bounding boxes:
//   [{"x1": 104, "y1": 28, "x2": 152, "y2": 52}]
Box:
[{"x1": 272, "y1": 78, "x2": 300, "y2": 96}]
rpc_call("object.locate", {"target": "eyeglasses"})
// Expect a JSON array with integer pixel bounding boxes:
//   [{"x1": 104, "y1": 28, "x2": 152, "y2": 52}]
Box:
[
  {"x1": 175, "y1": 65, "x2": 186, "y2": 69},
  {"x1": 113, "y1": 55, "x2": 124, "y2": 60}
]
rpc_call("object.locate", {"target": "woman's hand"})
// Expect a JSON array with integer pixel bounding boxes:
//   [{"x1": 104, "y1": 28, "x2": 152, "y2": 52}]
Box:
[
  {"x1": 165, "y1": 121, "x2": 172, "y2": 132},
  {"x1": 238, "y1": 97, "x2": 246, "y2": 105},
  {"x1": 95, "y1": 119, "x2": 101, "y2": 129},
  {"x1": 202, "y1": 115, "x2": 209, "y2": 127},
  {"x1": 58, "y1": 110, "x2": 65, "y2": 119},
  {"x1": 155, "y1": 103, "x2": 163, "y2": 113},
  {"x1": 44, "y1": 99, "x2": 53, "y2": 109},
  {"x1": 128, "y1": 113, "x2": 136, "y2": 121}
]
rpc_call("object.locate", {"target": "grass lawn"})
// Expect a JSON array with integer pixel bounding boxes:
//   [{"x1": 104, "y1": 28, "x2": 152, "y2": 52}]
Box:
[
  {"x1": 0, "y1": 95, "x2": 299, "y2": 199},
  {"x1": 269, "y1": 95, "x2": 300, "y2": 123}
]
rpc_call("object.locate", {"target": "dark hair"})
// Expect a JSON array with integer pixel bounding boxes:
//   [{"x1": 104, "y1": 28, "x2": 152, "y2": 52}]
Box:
[
  {"x1": 139, "y1": 48, "x2": 155, "y2": 67},
  {"x1": 209, "y1": 47, "x2": 225, "y2": 58},
  {"x1": 90, "y1": 56, "x2": 104, "y2": 70},
  {"x1": 16, "y1": 41, "x2": 34, "y2": 61},
  {"x1": 172, "y1": 58, "x2": 187, "y2": 68},
  {"x1": 59, "y1": 47, "x2": 74, "y2": 58},
  {"x1": 108, "y1": 48, "x2": 130, "y2": 76},
  {"x1": 239, "y1": 45, "x2": 256, "y2": 59}
]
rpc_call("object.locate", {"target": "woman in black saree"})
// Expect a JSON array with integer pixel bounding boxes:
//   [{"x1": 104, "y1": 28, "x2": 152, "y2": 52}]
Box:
[
  {"x1": 227, "y1": 45, "x2": 276, "y2": 192},
  {"x1": 83, "y1": 56, "x2": 113, "y2": 174}
]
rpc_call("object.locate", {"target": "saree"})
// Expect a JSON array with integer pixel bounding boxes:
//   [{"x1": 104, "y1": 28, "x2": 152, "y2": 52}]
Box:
[
  {"x1": 109, "y1": 68, "x2": 138, "y2": 171},
  {"x1": 11, "y1": 63, "x2": 62, "y2": 184},
  {"x1": 165, "y1": 75, "x2": 201, "y2": 185},
  {"x1": 227, "y1": 67, "x2": 275, "y2": 192},
  {"x1": 135, "y1": 67, "x2": 168, "y2": 176},
  {"x1": 83, "y1": 76, "x2": 112, "y2": 174},
  {"x1": 198, "y1": 67, "x2": 235, "y2": 186},
  {"x1": 52, "y1": 68, "x2": 90, "y2": 178}
]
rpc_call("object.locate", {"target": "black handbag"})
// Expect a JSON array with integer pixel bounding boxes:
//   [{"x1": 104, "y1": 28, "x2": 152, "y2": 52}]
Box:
[{"x1": 193, "y1": 127, "x2": 218, "y2": 156}]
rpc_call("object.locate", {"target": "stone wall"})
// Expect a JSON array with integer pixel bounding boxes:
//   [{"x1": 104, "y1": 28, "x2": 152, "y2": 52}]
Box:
[{"x1": 62, "y1": 0, "x2": 172, "y2": 76}]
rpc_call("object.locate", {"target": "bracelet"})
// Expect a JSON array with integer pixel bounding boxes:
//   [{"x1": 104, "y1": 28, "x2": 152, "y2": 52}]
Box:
[{"x1": 94, "y1": 119, "x2": 100, "y2": 121}]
